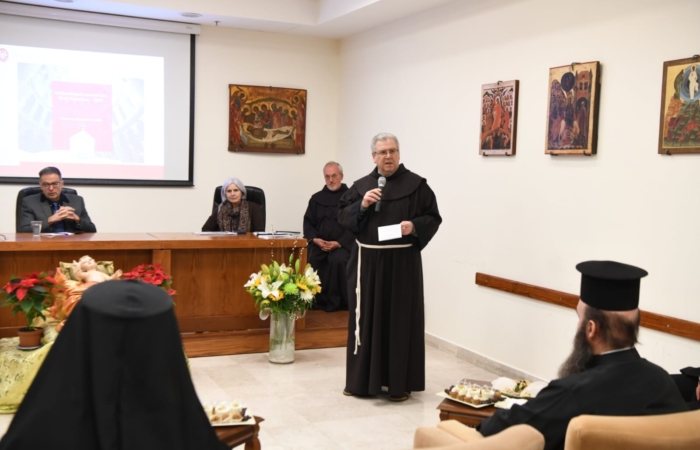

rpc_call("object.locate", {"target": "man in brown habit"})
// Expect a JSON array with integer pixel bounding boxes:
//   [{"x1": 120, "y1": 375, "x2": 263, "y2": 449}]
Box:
[{"x1": 339, "y1": 132, "x2": 442, "y2": 402}]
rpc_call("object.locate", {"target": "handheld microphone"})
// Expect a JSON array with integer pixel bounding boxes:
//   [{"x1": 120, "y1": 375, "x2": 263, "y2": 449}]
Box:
[{"x1": 375, "y1": 176, "x2": 386, "y2": 212}]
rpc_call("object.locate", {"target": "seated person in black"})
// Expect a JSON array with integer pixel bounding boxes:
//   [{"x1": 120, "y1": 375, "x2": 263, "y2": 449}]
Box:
[
  {"x1": 0, "y1": 280, "x2": 227, "y2": 450},
  {"x1": 202, "y1": 177, "x2": 264, "y2": 232},
  {"x1": 18, "y1": 166, "x2": 96, "y2": 233},
  {"x1": 303, "y1": 162, "x2": 354, "y2": 311},
  {"x1": 672, "y1": 367, "x2": 700, "y2": 410},
  {"x1": 478, "y1": 260, "x2": 688, "y2": 450}
]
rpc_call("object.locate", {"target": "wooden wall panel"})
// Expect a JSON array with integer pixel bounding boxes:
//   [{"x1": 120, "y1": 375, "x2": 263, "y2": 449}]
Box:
[{"x1": 476, "y1": 272, "x2": 700, "y2": 342}]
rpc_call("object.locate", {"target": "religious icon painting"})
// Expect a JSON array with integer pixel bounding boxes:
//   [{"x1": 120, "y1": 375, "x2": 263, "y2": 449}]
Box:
[
  {"x1": 545, "y1": 61, "x2": 600, "y2": 155},
  {"x1": 658, "y1": 56, "x2": 700, "y2": 155},
  {"x1": 228, "y1": 84, "x2": 307, "y2": 154},
  {"x1": 480, "y1": 80, "x2": 519, "y2": 156}
]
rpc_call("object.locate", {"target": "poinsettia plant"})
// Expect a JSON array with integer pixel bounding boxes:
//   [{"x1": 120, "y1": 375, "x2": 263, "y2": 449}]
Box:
[
  {"x1": 244, "y1": 253, "x2": 320, "y2": 318},
  {"x1": 122, "y1": 264, "x2": 176, "y2": 296},
  {"x1": 1, "y1": 271, "x2": 61, "y2": 330}
]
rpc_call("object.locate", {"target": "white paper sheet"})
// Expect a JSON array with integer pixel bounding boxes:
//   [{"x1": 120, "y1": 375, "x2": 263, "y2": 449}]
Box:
[{"x1": 378, "y1": 224, "x2": 402, "y2": 241}]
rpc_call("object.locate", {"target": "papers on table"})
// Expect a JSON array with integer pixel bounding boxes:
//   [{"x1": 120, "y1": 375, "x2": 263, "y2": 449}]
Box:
[
  {"x1": 494, "y1": 398, "x2": 529, "y2": 410},
  {"x1": 193, "y1": 231, "x2": 245, "y2": 235},
  {"x1": 254, "y1": 232, "x2": 300, "y2": 240}
]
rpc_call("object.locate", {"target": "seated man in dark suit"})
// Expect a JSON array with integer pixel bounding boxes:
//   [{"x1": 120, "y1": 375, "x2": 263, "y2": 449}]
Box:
[
  {"x1": 18, "y1": 166, "x2": 96, "y2": 233},
  {"x1": 478, "y1": 260, "x2": 688, "y2": 450},
  {"x1": 672, "y1": 367, "x2": 700, "y2": 410},
  {"x1": 303, "y1": 162, "x2": 354, "y2": 311}
]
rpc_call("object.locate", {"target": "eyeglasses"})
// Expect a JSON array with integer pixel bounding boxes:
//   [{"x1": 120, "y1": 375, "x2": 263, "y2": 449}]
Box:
[
  {"x1": 374, "y1": 149, "x2": 398, "y2": 158},
  {"x1": 40, "y1": 182, "x2": 62, "y2": 189}
]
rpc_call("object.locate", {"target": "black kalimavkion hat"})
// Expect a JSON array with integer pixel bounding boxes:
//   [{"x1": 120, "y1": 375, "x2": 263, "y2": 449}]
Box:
[{"x1": 576, "y1": 260, "x2": 648, "y2": 311}]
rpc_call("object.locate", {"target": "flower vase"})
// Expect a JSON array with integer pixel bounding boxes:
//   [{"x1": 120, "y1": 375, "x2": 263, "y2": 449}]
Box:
[
  {"x1": 17, "y1": 328, "x2": 43, "y2": 349},
  {"x1": 269, "y1": 312, "x2": 295, "y2": 363}
]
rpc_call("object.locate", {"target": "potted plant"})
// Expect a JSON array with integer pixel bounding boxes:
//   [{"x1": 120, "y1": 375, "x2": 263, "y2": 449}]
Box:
[
  {"x1": 1, "y1": 271, "x2": 60, "y2": 348},
  {"x1": 244, "y1": 254, "x2": 321, "y2": 363},
  {"x1": 121, "y1": 264, "x2": 176, "y2": 296}
]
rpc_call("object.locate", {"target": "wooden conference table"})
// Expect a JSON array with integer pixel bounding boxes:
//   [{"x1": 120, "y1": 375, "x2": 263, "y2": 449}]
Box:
[{"x1": 0, "y1": 232, "x2": 308, "y2": 356}]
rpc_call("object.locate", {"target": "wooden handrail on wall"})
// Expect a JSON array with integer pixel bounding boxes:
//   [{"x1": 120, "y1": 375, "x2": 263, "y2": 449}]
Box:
[{"x1": 475, "y1": 272, "x2": 700, "y2": 343}]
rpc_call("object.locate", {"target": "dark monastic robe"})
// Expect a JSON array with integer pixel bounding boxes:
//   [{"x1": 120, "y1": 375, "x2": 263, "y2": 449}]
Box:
[
  {"x1": 479, "y1": 348, "x2": 688, "y2": 450},
  {"x1": 338, "y1": 164, "x2": 441, "y2": 397},
  {"x1": 303, "y1": 184, "x2": 354, "y2": 312},
  {"x1": 0, "y1": 280, "x2": 227, "y2": 450}
]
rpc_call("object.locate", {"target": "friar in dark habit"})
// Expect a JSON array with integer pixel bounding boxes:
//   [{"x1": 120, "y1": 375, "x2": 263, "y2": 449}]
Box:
[
  {"x1": 303, "y1": 161, "x2": 355, "y2": 312},
  {"x1": 338, "y1": 132, "x2": 442, "y2": 402}
]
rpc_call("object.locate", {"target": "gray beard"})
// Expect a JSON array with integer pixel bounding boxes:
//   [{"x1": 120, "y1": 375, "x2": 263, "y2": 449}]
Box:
[{"x1": 558, "y1": 325, "x2": 594, "y2": 378}]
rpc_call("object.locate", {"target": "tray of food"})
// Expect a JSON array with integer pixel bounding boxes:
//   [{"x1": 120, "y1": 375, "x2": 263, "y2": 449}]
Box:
[
  {"x1": 202, "y1": 400, "x2": 254, "y2": 426},
  {"x1": 438, "y1": 382, "x2": 503, "y2": 408},
  {"x1": 490, "y1": 377, "x2": 547, "y2": 399}
]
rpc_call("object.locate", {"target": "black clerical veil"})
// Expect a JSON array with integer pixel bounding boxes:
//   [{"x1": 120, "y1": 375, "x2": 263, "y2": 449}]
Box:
[{"x1": 0, "y1": 280, "x2": 227, "y2": 450}]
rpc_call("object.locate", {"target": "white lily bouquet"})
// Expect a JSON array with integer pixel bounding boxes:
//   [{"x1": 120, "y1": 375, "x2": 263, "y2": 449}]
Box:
[{"x1": 244, "y1": 253, "x2": 321, "y2": 319}]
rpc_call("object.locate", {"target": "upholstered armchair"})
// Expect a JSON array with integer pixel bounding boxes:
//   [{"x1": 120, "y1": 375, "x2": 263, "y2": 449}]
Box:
[
  {"x1": 413, "y1": 420, "x2": 544, "y2": 450},
  {"x1": 564, "y1": 409, "x2": 700, "y2": 450}
]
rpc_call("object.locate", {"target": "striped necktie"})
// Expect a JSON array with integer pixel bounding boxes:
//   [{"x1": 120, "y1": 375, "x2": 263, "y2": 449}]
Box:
[{"x1": 52, "y1": 202, "x2": 65, "y2": 232}]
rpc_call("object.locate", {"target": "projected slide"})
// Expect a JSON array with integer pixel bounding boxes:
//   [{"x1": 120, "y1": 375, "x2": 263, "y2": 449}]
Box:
[{"x1": 0, "y1": 44, "x2": 165, "y2": 179}]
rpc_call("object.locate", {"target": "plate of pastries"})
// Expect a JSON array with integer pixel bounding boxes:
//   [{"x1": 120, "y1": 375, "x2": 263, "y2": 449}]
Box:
[{"x1": 201, "y1": 400, "x2": 254, "y2": 426}]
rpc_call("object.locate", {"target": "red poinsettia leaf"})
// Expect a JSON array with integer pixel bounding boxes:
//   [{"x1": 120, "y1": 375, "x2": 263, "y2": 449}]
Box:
[
  {"x1": 16, "y1": 288, "x2": 27, "y2": 301},
  {"x1": 167, "y1": 289, "x2": 176, "y2": 296}
]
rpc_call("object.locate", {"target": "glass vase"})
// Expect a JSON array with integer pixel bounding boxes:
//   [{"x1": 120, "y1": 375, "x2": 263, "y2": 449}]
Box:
[{"x1": 269, "y1": 312, "x2": 295, "y2": 364}]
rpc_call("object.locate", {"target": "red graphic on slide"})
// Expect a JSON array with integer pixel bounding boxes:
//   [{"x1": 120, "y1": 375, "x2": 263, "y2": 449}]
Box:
[
  {"x1": 51, "y1": 81, "x2": 112, "y2": 152},
  {"x1": 0, "y1": 48, "x2": 8, "y2": 62}
]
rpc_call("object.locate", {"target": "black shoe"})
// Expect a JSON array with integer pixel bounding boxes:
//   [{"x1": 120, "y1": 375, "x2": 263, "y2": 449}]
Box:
[{"x1": 389, "y1": 392, "x2": 410, "y2": 402}]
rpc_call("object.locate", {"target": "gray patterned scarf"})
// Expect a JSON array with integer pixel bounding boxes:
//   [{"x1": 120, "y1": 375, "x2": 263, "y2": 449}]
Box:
[{"x1": 217, "y1": 200, "x2": 251, "y2": 232}]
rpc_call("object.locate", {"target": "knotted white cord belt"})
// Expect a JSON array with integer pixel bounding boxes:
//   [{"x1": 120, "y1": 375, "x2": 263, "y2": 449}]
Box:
[{"x1": 353, "y1": 239, "x2": 412, "y2": 355}]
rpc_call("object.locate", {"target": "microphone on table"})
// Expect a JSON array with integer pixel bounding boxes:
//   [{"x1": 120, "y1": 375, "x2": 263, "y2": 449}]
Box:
[{"x1": 375, "y1": 176, "x2": 386, "y2": 212}]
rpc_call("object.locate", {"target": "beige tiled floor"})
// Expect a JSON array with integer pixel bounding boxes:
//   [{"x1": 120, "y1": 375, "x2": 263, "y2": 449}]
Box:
[{"x1": 0, "y1": 346, "x2": 498, "y2": 449}]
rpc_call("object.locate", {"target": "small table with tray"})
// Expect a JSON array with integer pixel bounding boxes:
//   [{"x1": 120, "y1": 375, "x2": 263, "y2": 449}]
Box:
[
  {"x1": 437, "y1": 378, "x2": 514, "y2": 428},
  {"x1": 214, "y1": 415, "x2": 264, "y2": 450}
]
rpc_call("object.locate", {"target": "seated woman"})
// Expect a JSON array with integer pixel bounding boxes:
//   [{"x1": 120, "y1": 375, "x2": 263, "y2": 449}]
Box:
[{"x1": 202, "y1": 177, "x2": 264, "y2": 232}]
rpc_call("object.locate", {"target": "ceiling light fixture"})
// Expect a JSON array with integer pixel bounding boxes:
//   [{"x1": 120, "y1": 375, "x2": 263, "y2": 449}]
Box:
[
  {"x1": 54, "y1": 0, "x2": 75, "y2": 3},
  {"x1": 180, "y1": 12, "x2": 202, "y2": 18}
]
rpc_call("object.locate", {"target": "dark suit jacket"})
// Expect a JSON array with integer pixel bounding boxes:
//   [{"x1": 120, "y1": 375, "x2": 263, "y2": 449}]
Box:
[{"x1": 18, "y1": 192, "x2": 97, "y2": 233}]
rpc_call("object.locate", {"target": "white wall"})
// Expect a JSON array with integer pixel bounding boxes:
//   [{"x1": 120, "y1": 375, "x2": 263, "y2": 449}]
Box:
[
  {"x1": 338, "y1": 0, "x2": 700, "y2": 379},
  {"x1": 0, "y1": 25, "x2": 340, "y2": 233}
]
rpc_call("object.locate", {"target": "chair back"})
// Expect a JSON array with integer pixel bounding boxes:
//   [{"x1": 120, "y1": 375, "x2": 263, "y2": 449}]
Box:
[
  {"x1": 16, "y1": 186, "x2": 78, "y2": 232},
  {"x1": 564, "y1": 409, "x2": 700, "y2": 450},
  {"x1": 212, "y1": 185, "x2": 266, "y2": 227}
]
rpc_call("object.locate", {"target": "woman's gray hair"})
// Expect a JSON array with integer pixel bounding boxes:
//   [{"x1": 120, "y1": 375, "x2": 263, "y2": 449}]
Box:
[
  {"x1": 220, "y1": 177, "x2": 247, "y2": 206},
  {"x1": 371, "y1": 133, "x2": 400, "y2": 153}
]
